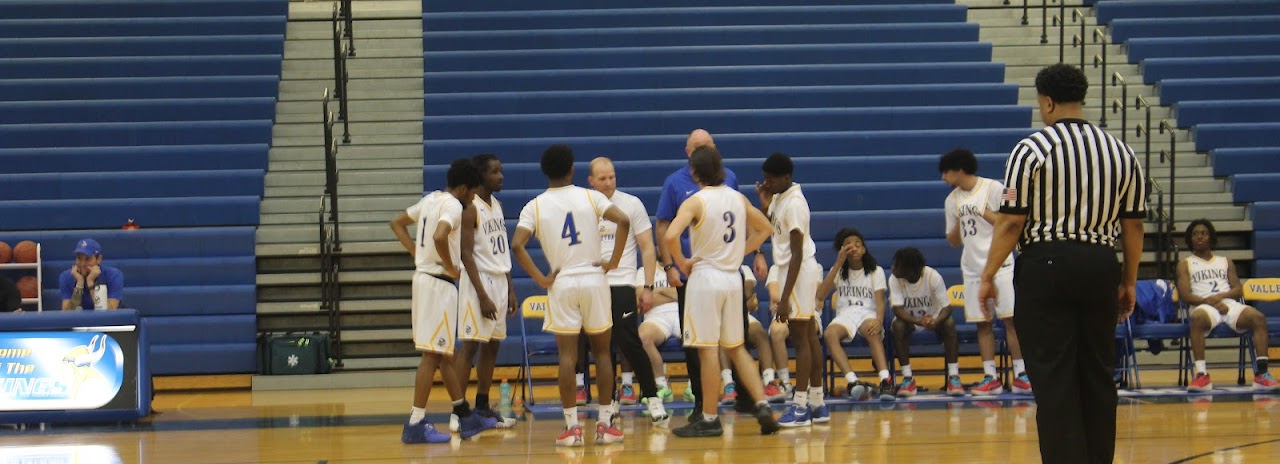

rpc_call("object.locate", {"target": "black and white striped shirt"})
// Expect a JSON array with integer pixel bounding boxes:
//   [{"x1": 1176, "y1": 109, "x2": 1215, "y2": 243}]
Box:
[{"x1": 999, "y1": 119, "x2": 1147, "y2": 248}]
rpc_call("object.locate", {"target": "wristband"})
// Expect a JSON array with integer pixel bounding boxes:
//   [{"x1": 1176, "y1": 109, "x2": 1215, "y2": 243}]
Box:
[
  {"x1": 662, "y1": 263, "x2": 675, "y2": 271},
  {"x1": 643, "y1": 285, "x2": 655, "y2": 290}
]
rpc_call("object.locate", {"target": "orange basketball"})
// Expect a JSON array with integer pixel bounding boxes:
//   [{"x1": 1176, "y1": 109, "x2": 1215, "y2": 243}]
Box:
[
  {"x1": 13, "y1": 241, "x2": 36, "y2": 264},
  {"x1": 16, "y1": 276, "x2": 37, "y2": 299},
  {"x1": 0, "y1": 241, "x2": 10, "y2": 263}
]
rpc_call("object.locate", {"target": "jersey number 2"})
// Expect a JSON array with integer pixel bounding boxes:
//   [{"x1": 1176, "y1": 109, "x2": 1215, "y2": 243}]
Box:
[{"x1": 562, "y1": 213, "x2": 582, "y2": 246}]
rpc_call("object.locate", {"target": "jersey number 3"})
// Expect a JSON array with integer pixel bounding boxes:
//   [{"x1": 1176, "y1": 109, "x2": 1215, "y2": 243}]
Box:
[
  {"x1": 562, "y1": 213, "x2": 582, "y2": 246},
  {"x1": 722, "y1": 211, "x2": 737, "y2": 243}
]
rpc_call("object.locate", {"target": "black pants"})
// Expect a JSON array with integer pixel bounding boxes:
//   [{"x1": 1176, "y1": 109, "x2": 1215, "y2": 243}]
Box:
[
  {"x1": 677, "y1": 279, "x2": 752, "y2": 407},
  {"x1": 610, "y1": 285, "x2": 659, "y2": 399},
  {"x1": 1013, "y1": 241, "x2": 1120, "y2": 464}
]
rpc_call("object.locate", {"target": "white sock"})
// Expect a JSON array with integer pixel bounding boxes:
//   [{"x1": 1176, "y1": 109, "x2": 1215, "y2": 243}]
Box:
[
  {"x1": 409, "y1": 406, "x2": 426, "y2": 424},
  {"x1": 704, "y1": 413, "x2": 718, "y2": 422},
  {"x1": 599, "y1": 401, "x2": 617, "y2": 427},
  {"x1": 576, "y1": 373, "x2": 585, "y2": 387},
  {"x1": 845, "y1": 371, "x2": 858, "y2": 384},
  {"x1": 983, "y1": 360, "x2": 997, "y2": 378},
  {"x1": 879, "y1": 369, "x2": 891, "y2": 381},
  {"x1": 621, "y1": 372, "x2": 634, "y2": 386},
  {"x1": 656, "y1": 376, "x2": 669, "y2": 389},
  {"x1": 902, "y1": 365, "x2": 913, "y2": 378},
  {"x1": 762, "y1": 368, "x2": 776, "y2": 384},
  {"x1": 779, "y1": 368, "x2": 791, "y2": 384},
  {"x1": 721, "y1": 369, "x2": 734, "y2": 386},
  {"x1": 947, "y1": 363, "x2": 960, "y2": 377},
  {"x1": 564, "y1": 406, "x2": 579, "y2": 427},
  {"x1": 793, "y1": 390, "x2": 809, "y2": 408},
  {"x1": 1195, "y1": 360, "x2": 1208, "y2": 375},
  {"x1": 1013, "y1": 359, "x2": 1027, "y2": 376},
  {"x1": 809, "y1": 387, "x2": 825, "y2": 407}
]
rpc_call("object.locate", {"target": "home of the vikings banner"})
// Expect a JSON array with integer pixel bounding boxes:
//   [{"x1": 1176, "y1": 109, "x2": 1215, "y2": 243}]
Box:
[{"x1": 0, "y1": 332, "x2": 125, "y2": 411}]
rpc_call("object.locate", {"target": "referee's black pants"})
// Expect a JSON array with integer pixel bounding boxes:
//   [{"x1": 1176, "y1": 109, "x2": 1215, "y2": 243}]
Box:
[
  {"x1": 610, "y1": 285, "x2": 659, "y2": 399},
  {"x1": 1013, "y1": 241, "x2": 1120, "y2": 464},
  {"x1": 677, "y1": 280, "x2": 753, "y2": 410}
]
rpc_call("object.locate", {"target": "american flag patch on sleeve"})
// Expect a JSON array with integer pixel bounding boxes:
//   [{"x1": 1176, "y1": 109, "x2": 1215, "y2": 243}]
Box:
[{"x1": 1001, "y1": 188, "x2": 1018, "y2": 201}]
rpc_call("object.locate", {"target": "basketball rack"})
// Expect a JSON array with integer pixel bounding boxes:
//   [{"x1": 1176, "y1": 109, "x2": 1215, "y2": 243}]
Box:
[{"x1": 0, "y1": 243, "x2": 42, "y2": 311}]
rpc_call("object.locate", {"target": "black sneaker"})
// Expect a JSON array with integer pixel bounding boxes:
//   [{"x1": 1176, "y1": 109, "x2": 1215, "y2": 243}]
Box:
[
  {"x1": 754, "y1": 403, "x2": 780, "y2": 435},
  {"x1": 687, "y1": 406, "x2": 704, "y2": 424},
  {"x1": 673, "y1": 417, "x2": 724, "y2": 438},
  {"x1": 733, "y1": 395, "x2": 755, "y2": 413},
  {"x1": 878, "y1": 379, "x2": 896, "y2": 401}
]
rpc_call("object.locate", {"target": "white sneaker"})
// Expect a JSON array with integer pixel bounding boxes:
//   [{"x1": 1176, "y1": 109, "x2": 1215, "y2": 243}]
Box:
[
  {"x1": 646, "y1": 397, "x2": 670, "y2": 428},
  {"x1": 448, "y1": 413, "x2": 460, "y2": 432}
]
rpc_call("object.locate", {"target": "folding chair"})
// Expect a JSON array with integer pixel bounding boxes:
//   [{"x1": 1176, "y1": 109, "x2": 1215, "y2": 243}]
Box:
[
  {"x1": 1129, "y1": 280, "x2": 1189, "y2": 386},
  {"x1": 517, "y1": 294, "x2": 557, "y2": 406}
]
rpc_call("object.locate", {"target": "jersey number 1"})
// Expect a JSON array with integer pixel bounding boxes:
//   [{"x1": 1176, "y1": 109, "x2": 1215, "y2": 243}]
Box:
[{"x1": 562, "y1": 213, "x2": 582, "y2": 246}]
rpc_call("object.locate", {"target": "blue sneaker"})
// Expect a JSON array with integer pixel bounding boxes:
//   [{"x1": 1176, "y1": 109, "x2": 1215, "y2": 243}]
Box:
[
  {"x1": 457, "y1": 412, "x2": 498, "y2": 439},
  {"x1": 946, "y1": 375, "x2": 966, "y2": 397},
  {"x1": 402, "y1": 420, "x2": 451, "y2": 444},
  {"x1": 777, "y1": 404, "x2": 812, "y2": 428},
  {"x1": 809, "y1": 405, "x2": 830, "y2": 424}
]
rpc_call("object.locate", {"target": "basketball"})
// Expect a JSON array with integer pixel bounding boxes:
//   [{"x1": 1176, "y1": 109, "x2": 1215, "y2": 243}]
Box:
[
  {"x1": 16, "y1": 276, "x2": 37, "y2": 299},
  {"x1": 0, "y1": 241, "x2": 10, "y2": 263},
  {"x1": 13, "y1": 240, "x2": 37, "y2": 263}
]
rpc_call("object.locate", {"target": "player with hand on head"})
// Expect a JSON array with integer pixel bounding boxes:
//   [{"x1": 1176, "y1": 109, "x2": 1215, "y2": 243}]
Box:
[{"x1": 817, "y1": 227, "x2": 895, "y2": 402}]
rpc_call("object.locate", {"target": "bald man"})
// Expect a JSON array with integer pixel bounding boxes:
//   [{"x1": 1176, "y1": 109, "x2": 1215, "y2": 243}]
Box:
[
  {"x1": 654, "y1": 130, "x2": 749, "y2": 421},
  {"x1": 586, "y1": 157, "x2": 670, "y2": 425}
]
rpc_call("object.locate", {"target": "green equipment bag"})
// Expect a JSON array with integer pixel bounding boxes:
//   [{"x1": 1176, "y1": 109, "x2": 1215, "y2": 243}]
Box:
[{"x1": 258, "y1": 332, "x2": 334, "y2": 375}]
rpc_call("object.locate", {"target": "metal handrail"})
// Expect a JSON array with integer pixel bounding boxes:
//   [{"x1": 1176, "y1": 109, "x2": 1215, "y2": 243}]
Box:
[
  {"x1": 1041, "y1": 0, "x2": 1054, "y2": 44},
  {"x1": 1112, "y1": 72, "x2": 1128, "y2": 144},
  {"x1": 340, "y1": 0, "x2": 355, "y2": 56},
  {"x1": 332, "y1": 7, "x2": 351, "y2": 143},
  {"x1": 1093, "y1": 28, "x2": 1108, "y2": 127},
  {"x1": 1052, "y1": 13, "x2": 1063, "y2": 63},
  {"x1": 1072, "y1": 9, "x2": 1086, "y2": 69},
  {"x1": 1022, "y1": 0, "x2": 1029, "y2": 26},
  {"x1": 1135, "y1": 95, "x2": 1154, "y2": 183},
  {"x1": 1158, "y1": 119, "x2": 1177, "y2": 235}
]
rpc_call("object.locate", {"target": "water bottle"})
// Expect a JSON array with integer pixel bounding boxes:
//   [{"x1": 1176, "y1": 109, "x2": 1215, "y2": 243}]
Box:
[{"x1": 499, "y1": 379, "x2": 513, "y2": 409}]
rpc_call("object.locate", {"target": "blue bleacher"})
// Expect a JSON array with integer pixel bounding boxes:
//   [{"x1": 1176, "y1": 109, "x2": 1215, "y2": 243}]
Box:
[
  {"x1": 1127, "y1": 35, "x2": 1280, "y2": 61},
  {"x1": 425, "y1": 84, "x2": 1018, "y2": 115},
  {"x1": 1, "y1": 0, "x2": 288, "y2": 375},
  {"x1": 1096, "y1": 0, "x2": 1280, "y2": 23},
  {"x1": 0, "y1": 98, "x2": 277, "y2": 124},
  {"x1": 1141, "y1": 56, "x2": 1280, "y2": 84},
  {"x1": 0, "y1": 56, "x2": 283, "y2": 79},
  {"x1": 1159, "y1": 77, "x2": 1280, "y2": 105},
  {"x1": 0, "y1": 144, "x2": 268, "y2": 173},
  {"x1": 426, "y1": 5, "x2": 966, "y2": 31},
  {"x1": 1175, "y1": 100, "x2": 1280, "y2": 127},
  {"x1": 1193, "y1": 122, "x2": 1280, "y2": 152},
  {"x1": 424, "y1": 106, "x2": 1030, "y2": 139},
  {"x1": 1109, "y1": 15, "x2": 1280, "y2": 42},
  {"x1": 425, "y1": 23, "x2": 979, "y2": 51},
  {"x1": 0, "y1": 16, "x2": 286, "y2": 38},
  {"x1": 1210, "y1": 148, "x2": 1280, "y2": 176}
]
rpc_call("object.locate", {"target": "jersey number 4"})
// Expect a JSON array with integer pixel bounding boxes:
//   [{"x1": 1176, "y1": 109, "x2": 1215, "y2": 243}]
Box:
[{"x1": 562, "y1": 213, "x2": 582, "y2": 246}]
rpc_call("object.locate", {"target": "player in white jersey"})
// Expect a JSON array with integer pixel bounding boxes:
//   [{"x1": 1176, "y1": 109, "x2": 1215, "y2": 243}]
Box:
[
  {"x1": 390, "y1": 159, "x2": 496, "y2": 444},
  {"x1": 887, "y1": 247, "x2": 964, "y2": 398},
  {"x1": 1176, "y1": 219, "x2": 1278, "y2": 391},
  {"x1": 638, "y1": 261, "x2": 680, "y2": 402},
  {"x1": 764, "y1": 265, "x2": 821, "y2": 401},
  {"x1": 451, "y1": 154, "x2": 517, "y2": 431},
  {"x1": 511, "y1": 145, "x2": 632, "y2": 446},
  {"x1": 663, "y1": 146, "x2": 780, "y2": 438},
  {"x1": 817, "y1": 227, "x2": 895, "y2": 402},
  {"x1": 587, "y1": 156, "x2": 669, "y2": 425},
  {"x1": 752, "y1": 152, "x2": 827, "y2": 427},
  {"x1": 717, "y1": 265, "x2": 788, "y2": 404},
  {"x1": 940, "y1": 148, "x2": 1030, "y2": 396}
]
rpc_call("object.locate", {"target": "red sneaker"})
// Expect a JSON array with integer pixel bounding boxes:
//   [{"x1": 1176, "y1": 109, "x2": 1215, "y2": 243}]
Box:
[
  {"x1": 556, "y1": 425, "x2": 584, "y2": 447},
  {"x1": 1188, "y1": 373, "x2": 1213, "y2": 393},
  {"x1": 575, "y1": 385, "x2": 588, "y2": 406},
  {"x1": 1012, "y1": 373, "x2": 1033, "y2": 394},
  {"x1": 763, "y1": 382, "x2": 786, "y2": 402},
  {"x1": 1254, "y1": 372, "x2": 1280, "y2": 392},
  {"x1": 972, "y1": 376, "x2": 1004, "y2": 396},
  {"x1": 719, "y1": 382, "x2": 738, "y2": 405},
  {"x1": 595, "y1": 422, "x2": 624, "y2": 445},
  {"x1": 896, "y1": 377, "x2": 917, "y2": 398}
]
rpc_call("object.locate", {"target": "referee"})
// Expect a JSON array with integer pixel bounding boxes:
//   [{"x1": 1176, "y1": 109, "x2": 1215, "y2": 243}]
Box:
[{"x1": 978, "y1": 64, "x2": 1146, "y2": 464}]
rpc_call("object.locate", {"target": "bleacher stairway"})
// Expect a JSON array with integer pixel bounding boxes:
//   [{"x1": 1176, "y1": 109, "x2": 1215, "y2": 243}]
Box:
[
  {"x1": 960, "y1": 0, "x2": 1254, "y2": 272},
  {"x1": 255, "y1": 0, "x2": 427, "y2": 383}
]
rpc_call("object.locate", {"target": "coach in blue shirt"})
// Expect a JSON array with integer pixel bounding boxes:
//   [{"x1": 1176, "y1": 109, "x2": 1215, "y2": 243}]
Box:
[
  {"x1": 654, "y1": 129, "x2": 743, "y2": 422},
  {"x1": 59, "y1": 239, "x2": 124, "y2": 310}
]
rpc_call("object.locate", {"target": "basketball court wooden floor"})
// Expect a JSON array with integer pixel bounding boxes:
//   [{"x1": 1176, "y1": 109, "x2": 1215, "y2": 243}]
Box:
[{"x1": 1, "y1": 383, "x2": 1277, "y2": 464}]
